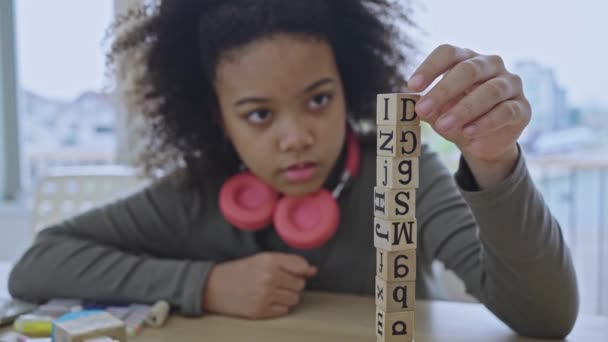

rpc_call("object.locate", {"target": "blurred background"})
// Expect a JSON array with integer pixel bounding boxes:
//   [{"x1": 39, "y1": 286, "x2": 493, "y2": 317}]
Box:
[{"x1": 0, "y1": 0, "x2": 606, "y2": 316}]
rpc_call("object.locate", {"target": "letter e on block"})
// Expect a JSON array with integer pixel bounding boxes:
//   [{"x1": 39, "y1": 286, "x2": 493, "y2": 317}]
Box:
[{"x1": 377, "y1": 249, "x2": 416, "y2": 282}]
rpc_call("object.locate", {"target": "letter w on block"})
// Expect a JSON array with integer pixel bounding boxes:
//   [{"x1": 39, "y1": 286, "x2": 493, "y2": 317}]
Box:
[{"x1": 374, "y1": 217, "x2": 417, "y2": 251}]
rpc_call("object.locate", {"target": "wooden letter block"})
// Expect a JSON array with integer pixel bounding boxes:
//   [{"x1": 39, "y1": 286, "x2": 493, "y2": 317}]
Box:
[
  {"x1": 377, "y1": 248, "x2": 416, "y2": 282},
  {"x1": 376, "y1": 156, "x2": 419, "y2": 189},
  {"x1": 376, "y1": 307, "x2": 415, "y2": 341},
  {"x1": 376, "y1": 93, "x2": 420, "y2": 126},
  {"x1": 377, "y1": 125, "x2": 421, "y2": 157},
  {"x1": 374, "y1": 217, "x2": 417, "y2": 251},
  {"x1": 375, "y1": 276, "x2": 416, "y2": 312},
  {"x1": 374, "y1": 187, "x2": 416, "y2": 220}
]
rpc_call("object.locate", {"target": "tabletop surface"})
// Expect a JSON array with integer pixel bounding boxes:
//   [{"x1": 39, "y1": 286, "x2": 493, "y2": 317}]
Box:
[{"x1": 2, "y1": 262, "x2": 607, "y2": 341}]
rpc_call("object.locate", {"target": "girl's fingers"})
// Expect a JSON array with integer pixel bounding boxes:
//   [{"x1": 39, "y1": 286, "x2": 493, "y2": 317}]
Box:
[
  {"x1": 462, "y1": 97, "x2": 530, "y2": 139},
  {"x1": 272, "y1": 288, "x2": 301, "y2": 307},
  {"x1": 434, "y1": 74, "x2": 520, "y2": 135},
  {"x1": 416, "y1": 54, "x2": 506, "y2": 121},
  {"x1": 266, "y1": 304, "x2": 289, "y2": 318},
  {"x1": 274, "y1": 270, "x2": 307, "y2": 292},
  {"x1": 435, "y1": 82, "x2": 482, "y2": 122},
  {"x1": 408, "y1": 44, "x2": 477, "y2": 92},
  {"x1": 275, "y1": 253, "x2": 317, "y2": 278}
]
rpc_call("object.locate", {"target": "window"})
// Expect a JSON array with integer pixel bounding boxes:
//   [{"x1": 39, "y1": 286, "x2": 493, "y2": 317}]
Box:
[
  {"x1": 413, "y1": 0, "x2": 608, "y2": 315},
  {"x1": 15, "y1": 0, "x2": 117, "y2": 192}
]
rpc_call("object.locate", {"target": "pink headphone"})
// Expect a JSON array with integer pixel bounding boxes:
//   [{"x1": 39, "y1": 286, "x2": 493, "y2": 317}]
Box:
[{"x1": 219, "y1": 126, "x2": 361, "y2": 250}]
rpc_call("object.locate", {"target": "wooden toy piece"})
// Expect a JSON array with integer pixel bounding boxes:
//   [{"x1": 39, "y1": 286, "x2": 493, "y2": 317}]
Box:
[
  {"x1": 53, "y1": 311, "x2": 127, "y2": 342},
  {"x1": 376, "y1": 93, "x2": 421, "y2": 126},
  {"x1": 373, "y1": 186, "x2": 416, "y2": 220},
  {"x1": 375, "y1": 276, "x2": 416, "y2": 312},
  {"x1": 377, "y1": 125, "x2": 421, "y2": 158},
  {"x1": 376, "y1": 306, "x2": 415, "y2": 342},
  {"x1": 377, "y1": 248, "x2": 416, "y2": 282},
  {"x1": 374, "y1": 217, "x2": 417, "y2": 251},
  {"x1": 376, "y1": 155, "x2": 419, "y2": 189}
]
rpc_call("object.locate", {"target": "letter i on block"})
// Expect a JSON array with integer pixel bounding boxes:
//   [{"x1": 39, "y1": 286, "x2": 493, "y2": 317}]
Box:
[
  {"x1": 376, "y1": 93, "x2": 422, "y2": 158},
  {"x1": 375, "y1": 93, "x2": 420, "y2": 342}
]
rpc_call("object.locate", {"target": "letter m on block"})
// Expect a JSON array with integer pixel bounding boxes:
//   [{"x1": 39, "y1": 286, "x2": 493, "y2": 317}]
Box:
[{"x1": 392, "y1": 221, "x2": 415, "y2": 246}]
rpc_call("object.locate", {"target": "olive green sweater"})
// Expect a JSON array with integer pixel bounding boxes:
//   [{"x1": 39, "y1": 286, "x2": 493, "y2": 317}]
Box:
[{"x1": 8, "y1": 143, "x2": 578, "y2": 338}]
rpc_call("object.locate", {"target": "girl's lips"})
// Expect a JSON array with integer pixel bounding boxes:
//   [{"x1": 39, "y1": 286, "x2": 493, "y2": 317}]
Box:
[{"x1": 283, "y1": 163, "x2": 318, "y2": 183}]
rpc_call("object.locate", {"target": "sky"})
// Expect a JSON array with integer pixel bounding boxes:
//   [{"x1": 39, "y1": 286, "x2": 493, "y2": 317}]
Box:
[
  {"x1": 15, "y1": 0, "x2": 114, "y2": 101},
  {"x1": 14, "y1": 0, "x2": 608, "y2": 109},
  {"x1": 409, "y1": 0, "x2": 608, "y2": 109}
]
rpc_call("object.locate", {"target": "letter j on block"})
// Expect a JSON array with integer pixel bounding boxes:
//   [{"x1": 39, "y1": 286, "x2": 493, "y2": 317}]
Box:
[{"x1": 376, "y1": 93, "x2": 421, "y2": 126}]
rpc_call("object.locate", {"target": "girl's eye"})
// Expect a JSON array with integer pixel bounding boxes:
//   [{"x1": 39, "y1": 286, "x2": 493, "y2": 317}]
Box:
[
  {"x1": 309, "y1": 93, "x2": 332, "y2": 111},
  {"x1": 246, "y1": 110, "x2": 272, "y2": 124}
]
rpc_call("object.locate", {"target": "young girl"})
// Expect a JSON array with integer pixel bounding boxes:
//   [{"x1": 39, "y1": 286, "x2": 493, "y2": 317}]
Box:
[{"x1": 9, "y1": 0, "x2": 578, "y2": 338}]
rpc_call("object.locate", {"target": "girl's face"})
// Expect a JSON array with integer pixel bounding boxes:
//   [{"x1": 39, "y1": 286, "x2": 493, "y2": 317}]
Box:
[{"x1": 215, "y1": 34, "x2": 347, "y2": 196}]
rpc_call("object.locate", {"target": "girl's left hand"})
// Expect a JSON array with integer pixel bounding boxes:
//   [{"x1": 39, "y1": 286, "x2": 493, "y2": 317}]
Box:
[{"x1": 407, "y1": 44, "x2": 531, "y2": 167}]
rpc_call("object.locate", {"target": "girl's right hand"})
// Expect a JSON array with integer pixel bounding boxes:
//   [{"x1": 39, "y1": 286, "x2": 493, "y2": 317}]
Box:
[{"x1": 202, "y1": 252, "x2": 318, "y2": 319}]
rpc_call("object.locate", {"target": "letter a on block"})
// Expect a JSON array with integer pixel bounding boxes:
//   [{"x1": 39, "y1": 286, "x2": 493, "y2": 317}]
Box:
[{"x1": 376, "y1": 307, "x2": 415, "y2": 342}]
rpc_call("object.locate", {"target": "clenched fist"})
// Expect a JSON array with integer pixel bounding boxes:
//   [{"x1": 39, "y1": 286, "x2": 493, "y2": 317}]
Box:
[{"x1": 202, "y1": 252, "x2": 317, "y2": 319}]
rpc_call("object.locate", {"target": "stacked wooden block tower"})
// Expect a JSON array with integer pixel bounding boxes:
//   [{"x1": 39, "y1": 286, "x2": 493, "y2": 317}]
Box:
[{"x1": 374, "y1": 93, "x2": 420, "y2": 342}]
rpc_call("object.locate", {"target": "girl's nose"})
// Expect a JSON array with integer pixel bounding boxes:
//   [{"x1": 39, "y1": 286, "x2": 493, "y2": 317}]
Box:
[{"x1": 278, "y1": 123, "x2": 314, "y2": 153}]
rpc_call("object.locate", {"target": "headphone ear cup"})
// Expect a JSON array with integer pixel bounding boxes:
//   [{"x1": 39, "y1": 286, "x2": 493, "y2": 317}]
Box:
[
  {"x1": 273, "y1": 189, "x2": 339, "y2": 249},
  {"x1": 219, "y1": 172, "x2": 279, "y2": 230}
]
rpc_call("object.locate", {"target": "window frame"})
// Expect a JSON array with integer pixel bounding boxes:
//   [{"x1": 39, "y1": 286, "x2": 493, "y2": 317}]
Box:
[{"x1": 0, "y1": 0, "x2": 21, "y2": 202}]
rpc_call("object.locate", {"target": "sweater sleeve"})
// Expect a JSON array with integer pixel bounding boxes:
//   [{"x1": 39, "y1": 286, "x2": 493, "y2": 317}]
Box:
[
  {"x1": 8, "y1": 173, "x2": 213, "y2": 316},
  {"x1": 416, "y1": 144, "x2": 579, "y2": 339}
]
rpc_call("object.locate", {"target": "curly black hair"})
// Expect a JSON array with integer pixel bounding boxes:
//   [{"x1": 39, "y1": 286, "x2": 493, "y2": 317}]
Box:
[{"x1": 106, "y1": 0, "x2": 419, "y2": 186}]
